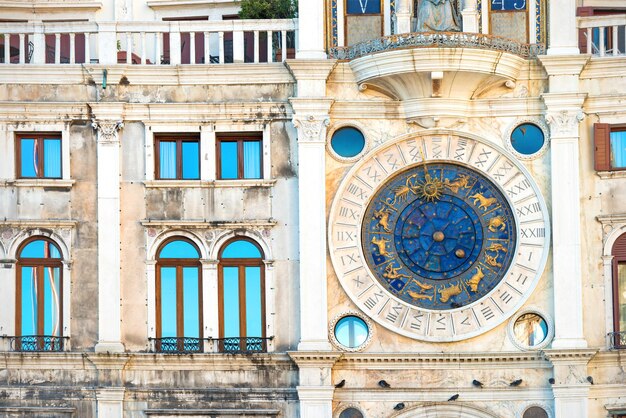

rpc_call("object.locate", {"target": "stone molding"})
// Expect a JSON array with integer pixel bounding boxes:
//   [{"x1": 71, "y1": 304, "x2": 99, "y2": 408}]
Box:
[
  {"x1": 91, "y1": 119, "x2": 124, "y2": 144},
  {"x1": 538, "y1": 54, "x2": 590, "y2": 77},
  {"x1": 140, "y1": 219, "x2": 277, "y2": 229},
  {"x1": 288, "y1": 351, "x2": 343, "y2": 367},
  {"x1": 293, "y1": 115, "x2": 330, "y2": 143}
]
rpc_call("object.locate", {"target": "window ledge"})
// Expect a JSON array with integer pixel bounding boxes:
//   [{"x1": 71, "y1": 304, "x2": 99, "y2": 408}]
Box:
[
  {"x1": 144, "y1": 179, "x2": 276, "y2": 188},
  {"x1": 597, "y1": 171, "x2": 626, "y2": 179},
  {"x1": 5, "y1": 179, "x2": 75, "y2": 189}
]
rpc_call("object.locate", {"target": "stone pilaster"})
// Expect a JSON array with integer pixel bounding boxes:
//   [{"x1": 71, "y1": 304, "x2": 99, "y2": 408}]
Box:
[
  {"x1": 289, "y1": 352, "x2": 342, "y2": 418},
  {"x1": 546, "y1": 0, "x2": 580, "y2": 55},
  {"x1": 296, "y1": 0, "x2": 326, "y2": 59},
  {"x1": 92, "y1": 104, "x2": 125, "y2": 353},
  {"x1": 395, "y1": 0, "x2": 413, "y2": 34},
  {"x1": 544, "y1": 349, "x2": 596, "y2": 418}
]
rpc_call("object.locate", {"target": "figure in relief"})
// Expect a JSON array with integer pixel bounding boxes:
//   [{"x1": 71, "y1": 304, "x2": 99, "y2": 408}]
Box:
[{"x1": 415, "y1": 0, "x2": 461, "y2": 32}]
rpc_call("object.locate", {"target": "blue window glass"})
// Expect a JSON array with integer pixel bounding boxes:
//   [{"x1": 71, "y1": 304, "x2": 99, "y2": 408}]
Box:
[
  {"x1": 18, "y1": 134, "x2": 62, "y2": 179},
  {"x1": 17, "y1": 238, "x2": 63, "y2": 351},
  {"x1": 610, "y1": 130, "x2": 626, "y2": 169},
  {"x1": 156, "y1": 136, "x2": 200, "y2": 180},
  {"x1": 156, "y1": 238, "x2": 202, "y2": 352},
  {"x1": 346, "y1": 0, "x2": 381, "y2": 14},
  {"x1": 218, "y1": 135, "x2": 262, "y2": 180},
  {"x1": 331, "y1": 127, "x2": 366, "y2": 158},
  {"x1": 219, "y1": 239, "x2": 265, "y2": 352},
  {"x1": 220, "y1": 141, "x2": 238, "y2": 179},
  {"x1": 334, "y1": 316, "x2": 369, "y2": 348},
  {"x1": 510, "y1": 123, "x2": 545, "y2": 156}
]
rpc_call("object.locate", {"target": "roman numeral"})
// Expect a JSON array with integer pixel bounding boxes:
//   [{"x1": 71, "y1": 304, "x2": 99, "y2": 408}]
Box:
[
  {"x1": 364, "y1": 291, "x2": 385, "y2": 310},
  {"x1": 385, "y1": 153, "x2": 399, "y2": 170},
  {"x1": 435, "y1": 315, "x2": 446, "y2": 330},
  {"x1": 499, "y1": 291, "x2": 513, "y2": 304},
  {"x1": 347, "y1": 183, "x2": 368, "y2": 200},
  {"x1": 364, "y1": 166, "x2": 381, "y2": 182},
  {"x1": 481, "y1": 306, "x2": 495, "y2": 321},
  {"x1": 386, "y1": 304, "x2": 403, "y2": 323},
  {"x1": 506, "y1": 179, "x2": 530, "y2": 197},
  {"x1": 352, "y1": 275, "x2": 364, "y2": 288},
  {"x1": 475, "y1": 149, "x2": 492, "y2": 168},
  {"x1": 516, "y1": 202, "x2": 541, "y2": 218},
  {"x1": 407, "y1": 142, "x2": 421, "y2": 162},
  {"x1": 337, "y1": 231, "x2": 356, "y2": 242},
  {"x1": 515, "y1": 273, "x2": 528, "y2": 285},
  {"x1": 431, "y1": 137, "x2": 443, "y2": 158},
  {"x1": 409, "y1": 312, "x2": 424, "y2": 331},
  {"x1": 339, "y1": 206, "x2": 359, "y2": 220},
  {"x1": 460, "y1": 316, "x2": 471, "y2": 326},
  {"x1": 454, "y1": 138, "x2": 467, "y2": 160},
  {"x1": 520, "y1": 227, "x2": 545, "y2": 238},
  {"x1": 341, "y1": 253, "x2": 358, "y2": 266},
  {"x1": 492, "y1": 161, "x2": 513, "y2": 181}
]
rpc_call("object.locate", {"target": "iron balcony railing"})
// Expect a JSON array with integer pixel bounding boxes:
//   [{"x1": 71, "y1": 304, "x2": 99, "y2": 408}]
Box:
[
  {"x1": 329, "y1": 31, "x2": 546, "y2": 60},
  {"x1": 608, "y1": 332, "x2": 626, "y2": 349},
  {"x1": 7, "y1": 335, "x2": 68, "y2": 352},
  {"x1": 149, "y1": 336, "x2": 273, "y2": 354}
]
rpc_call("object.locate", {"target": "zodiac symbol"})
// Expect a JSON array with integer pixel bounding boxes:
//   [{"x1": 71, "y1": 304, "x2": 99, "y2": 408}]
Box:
[
  {"x1": 383, "y1": 263, "x2": 411, "y2": 281},
  {"x1": 438, "y1": 282, "x2": 462, "y2": 303},
  {"x1": 487, "y1": 216, "x2": 507, "y2": 232},
  {"x1": 410, "y1": 278, "x2": 434, "y2": 291},
  {"x1": 485, "y1": 253, "x2": 502, "y2": 268},
  {"x1": 407, "y1": 289, "x2": 433, "y2": 301},
  {"x1": 485, "y1": 242, "x2": 508, "y2": 254},
  {"x1": 373, "y1": 208, "x2": 392, "y2": 232},
  {"x1": 466, "y1": 266, "x2": 484, "y2": 292},
  {"x1": 469, "y1": 192, "x2": 497, "y2": 211},
  {"x1": 371, "y1": 236, "x2": 390, "y2": 257},
  {"x1": 443, "y1": 174, "x2": 472, "y2": 194},
  {"x1": 387, "y1": 174, "x2": 418, "y2": 205}
]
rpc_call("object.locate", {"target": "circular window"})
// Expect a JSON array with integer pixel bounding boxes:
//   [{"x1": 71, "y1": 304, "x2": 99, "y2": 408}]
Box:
[
  {"x1": 334, "y1": 316, "x2": 369, "y2": 349},
  {"x1": 523, "y1": 406, "x2": 549, "y2": 418},
  {"x1": 339, "y1": 408, "x2": 364, "y2": 418},
  {"x1": 510, "y1": 123, "x2": 545, "y2": 156},
  {"x1": 330, "y1": 127, "x2": 366, "y2": 159},
  {"x1": 513, "y1": 313, "x2": 549, "y2": 348}
]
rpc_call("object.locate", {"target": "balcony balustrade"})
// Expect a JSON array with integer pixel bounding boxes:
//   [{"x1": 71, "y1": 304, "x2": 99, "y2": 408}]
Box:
[
  {"x1": 5, "y1": 335, "x2": 68, "y2": 352},
  {"x1": 608, "y1": 332, "x2": 626, "y2": 349},
  {"x1": 149, "y1": 336, "x2": 272, "y2": 354},
  {"x1": 578, "y1": 14, "x2": 626, "y2": 57},
  {"x1": 0, "y1": 19, "x2": 297, "y2": 65}
]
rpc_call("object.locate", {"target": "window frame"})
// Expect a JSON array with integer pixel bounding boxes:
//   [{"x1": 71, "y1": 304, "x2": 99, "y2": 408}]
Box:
[
  {"x1": 216, "y1": 132, "x2": 263, "y2": 180},
  {"x1": 155, "y1": 237, "x2": 203, "y2": 352},
  {"x1": 595, "y1": 123, "x2": 626, "y2": 172},
  {"x1": 612, "y1": 235, "x2": 626, "y2": 349},
  {"x1": 154, "y1": 133, "x2": 201, "y2": 180},
  {"x1": 217, "y1": 238, "x2": 266, "y2": 352},
  {"x1": 15, "y1": 237, "x2": 64, "y2": 351},
  {"x1": 15, "y1": 132, "x2": 63, "y2": 179}
]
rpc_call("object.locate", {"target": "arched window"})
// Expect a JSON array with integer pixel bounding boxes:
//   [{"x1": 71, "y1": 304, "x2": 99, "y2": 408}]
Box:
[
  {"x1": 156, "y1": 238, "x2": 202, "y2": 353},
  {"x1": 612, "y1": 233, "x2": 626, "y2": 348},
  {"x1": 218, "y1": 238, "x2": 266, "y2": 352},
  {"x1": 16, "y1": 237, "x2": 63, "y2": 351}
]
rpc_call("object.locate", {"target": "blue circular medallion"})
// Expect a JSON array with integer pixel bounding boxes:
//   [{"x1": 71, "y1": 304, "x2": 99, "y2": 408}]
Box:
[{"x1": 362, "y1": 163, "x2": 516, "y2": 310}]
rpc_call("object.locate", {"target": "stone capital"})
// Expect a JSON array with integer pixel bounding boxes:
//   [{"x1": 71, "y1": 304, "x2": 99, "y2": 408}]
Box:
[
  {"x1": 293, "y1": 115, "x2": 330, "y2": 144},
  {"x1": 545, "y1": 110, "x2": 584, "y2": 138},
  {"x1": 92, "y1": 119, "x2": 124, "y2": 144}
]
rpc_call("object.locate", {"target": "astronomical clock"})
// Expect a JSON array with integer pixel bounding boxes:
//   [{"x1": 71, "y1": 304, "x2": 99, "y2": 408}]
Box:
[{"x1": 328, "y1": 132, "x2": 550, "y2": 342}]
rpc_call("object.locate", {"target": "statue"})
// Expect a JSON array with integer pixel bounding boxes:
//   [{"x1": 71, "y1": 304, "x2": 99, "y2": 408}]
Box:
[{"x1": 416, "y1": 0, "x2": 461, "y2": 32}]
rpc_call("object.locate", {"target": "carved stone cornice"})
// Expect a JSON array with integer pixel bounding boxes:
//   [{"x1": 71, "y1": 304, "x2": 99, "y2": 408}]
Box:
[
  {"x1": 293, "y1": 115, "x2": 330, "y2": 144},
  {"x1": 91, "y1": 119, "x2": 124, "y2": 144},
  {"x1": 545, "y1": 109, "x2": 584, "y2": 138}
]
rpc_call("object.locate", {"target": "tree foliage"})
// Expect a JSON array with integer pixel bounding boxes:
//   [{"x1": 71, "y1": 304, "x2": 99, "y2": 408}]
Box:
[{"x1": 238, "y1": 0, "x2": 298, "y2": 19}]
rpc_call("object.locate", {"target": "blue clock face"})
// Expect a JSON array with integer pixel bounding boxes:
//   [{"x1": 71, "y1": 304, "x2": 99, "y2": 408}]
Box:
[{"x1": 362, "y1": 163, "x2": 516, "y2": 310}]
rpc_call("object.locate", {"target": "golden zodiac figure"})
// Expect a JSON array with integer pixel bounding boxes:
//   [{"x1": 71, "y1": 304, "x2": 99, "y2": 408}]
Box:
[
  {"x1": 373, "y1": 208, "x2": 392, "y2": 232},
  {"x1": 466, "y1": 266, "x2": 484, "y2": 292},
  {"x1": 415, "y1": 172, "x2": 444, "y2": 202},
  {"x1": 371, "y1": 236, "x2": 391, "y2": 257},
  {"x1": 383, "y1": 263, "x2": 411, "y2": 280},
  {"x1": 443, "y1": 174, "x2": 472, "y2": 194},
  {"x1": 485, "y1": 242, "x2": 508, "y2": 254},
  {"x1": 469, "y1": 192, "x2": 497, "y2": 211},
  {"x1": 407, "y1": 289, "x2": 433, "y2": 301},
  {"x1": 487, "y1": 215, "x2": 507, "y2": 232},
  {"x1": 485, "y1": 253, "x2": 502, "y2": 268},
  {"x1": 388, "y1": 174, "x2": 418, "y2": 205},
  {"x1": 438, "y1": 282, "x2": 462, "y2": 302},
  {"x1": 411, "y1": 278, "x2": 434, "y2": 291}
]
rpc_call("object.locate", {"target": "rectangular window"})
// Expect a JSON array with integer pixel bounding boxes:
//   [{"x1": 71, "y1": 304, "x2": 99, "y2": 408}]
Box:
[
  {"x1": 155, "y1": 134, "x2": 200, "y2": 180},
  {"x1": 217, "y1": 133, "x2": 262, "y2": 180},
  {"x1": 595, "y1": 124, "x2": 626, "y2": 171},
  {"x1": 16, "y1": 133, "x2": 62, "y2": 179}
]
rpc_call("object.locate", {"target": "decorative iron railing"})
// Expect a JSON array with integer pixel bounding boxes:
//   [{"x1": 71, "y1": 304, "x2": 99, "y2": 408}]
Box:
[
  {"x1": 328, "y1": 32, "x2": 546, "y2": 60},
  {"x1": 215, "y1": 337, "x2": 272, "y2": 353},
  {"x1": 8, "y1": 335, "x2": 68, "y2": 352},
  {"x1": 150, "y1": 337, "x2": 203, "y2": 354},
  {"x1": 608, "y1": 332, "x2": 626, "y2": 349},
  {"x1": 577, "y1": 14, "x2": 626, "y2": 57}
]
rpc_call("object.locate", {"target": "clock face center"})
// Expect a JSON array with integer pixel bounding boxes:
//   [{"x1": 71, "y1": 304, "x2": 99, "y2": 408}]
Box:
[{"x1": 433, "y1": 231, "x2": 445, "y2": 242}]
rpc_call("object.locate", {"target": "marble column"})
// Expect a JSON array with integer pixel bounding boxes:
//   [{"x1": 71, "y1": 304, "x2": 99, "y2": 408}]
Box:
[
  {"x1": 296, "y1": 0, "x2": 326, "y2": 59},
  {"x1": 395, "y1": 0, "x2": 413, "y2": 34},
  {"x1": 92, "y1": 105, "x2": 125, "y2": 353},
  {"x1": 288, "y1": 352, "x2": 341, "y2": 418},
  {"x1": 547, "y1": 0, "x2": 579, "y2": 55}
]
